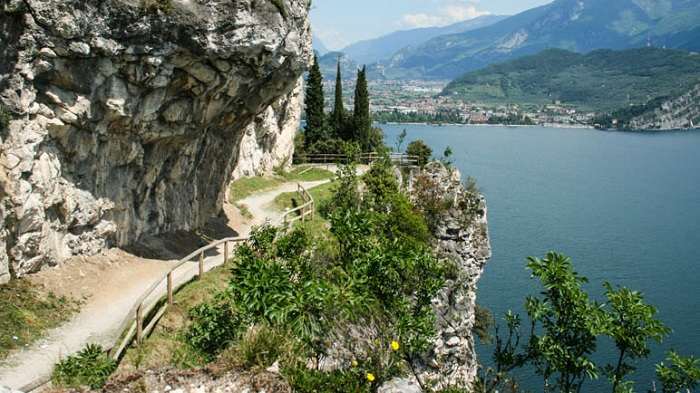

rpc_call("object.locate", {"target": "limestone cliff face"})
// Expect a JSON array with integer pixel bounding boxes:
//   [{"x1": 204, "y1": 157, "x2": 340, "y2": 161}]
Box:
[
  {"x1": 0, "y1": 0, "x2": 311, "y2": 283},
  {"x1": 410, "y1": 163, "x2": 491, "y2": 391},
  {"x1": 232, "y1": 77, "x2": 302, "y2": 180}
]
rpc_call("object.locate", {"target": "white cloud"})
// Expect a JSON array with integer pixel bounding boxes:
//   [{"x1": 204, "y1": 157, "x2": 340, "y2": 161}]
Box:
[{"x1": 400, "y1": 1, "x2": 490, "y2": 29}]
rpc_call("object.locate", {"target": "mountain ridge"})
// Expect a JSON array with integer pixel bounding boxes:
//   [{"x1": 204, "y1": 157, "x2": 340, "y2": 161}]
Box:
[
  {"x1": 378, "y1": 0, "x2": 700, "y2": 80},
  {"x1": 340, "y1": 15, "x2": 508, "y2": 66}
]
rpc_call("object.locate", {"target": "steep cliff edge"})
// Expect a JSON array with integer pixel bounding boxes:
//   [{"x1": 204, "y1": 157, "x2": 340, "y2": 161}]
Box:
[
  {"x1": 413, "y1": 163, "x2": 491, "y2": 390},
  {"x1": 0, "y1": 0, "x2": 311, "y2": 283}
]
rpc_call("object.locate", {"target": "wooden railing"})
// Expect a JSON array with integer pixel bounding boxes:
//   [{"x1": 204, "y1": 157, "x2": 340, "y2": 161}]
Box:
[
  {"x1": 295, "y1": 152, "x2": 419, "y2": 167},
  {"x1": 280, "y1": 183, "x2": 315, "y2": 226},
  {"x1": 109, "y1": 236, "x2": 248, "y2": 360}
]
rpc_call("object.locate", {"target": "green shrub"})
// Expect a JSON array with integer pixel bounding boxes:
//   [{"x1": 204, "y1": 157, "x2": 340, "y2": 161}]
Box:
[
  {"x1": 284, "y1": 367, "x2": 371, "y2": 393},
  {"x1": 406, "y1": 140, "x2": 432, "y2": 167},
  {"x1": 219, "y1": 325, "x2": 301, "y2": 371},
  {"x1": 186, "y1": 293, "x2": 241, "y2": 357},
  {"x1": 52, "y1": 344, "x2": 116, "y2": 389},
  {"x1": 656, "y1": 351, "x2": 700, "y2": 393}
]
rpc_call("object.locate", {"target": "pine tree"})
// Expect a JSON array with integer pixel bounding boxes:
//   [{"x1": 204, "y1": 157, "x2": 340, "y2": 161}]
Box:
[
  {"x1": 304, "y1": 55, "x2": 325, "y2": 147},
  {"x1": 331, "y1": 59, "x2": 346, "y2": 139},
  {"x1": 353, "y1": 65, "x2": 372, "y2": 151}
]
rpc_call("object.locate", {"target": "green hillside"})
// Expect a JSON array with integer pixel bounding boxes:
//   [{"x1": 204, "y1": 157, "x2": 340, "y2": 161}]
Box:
[{"x1": 441, "y1": 48, "x2": 700, "y2": 112}]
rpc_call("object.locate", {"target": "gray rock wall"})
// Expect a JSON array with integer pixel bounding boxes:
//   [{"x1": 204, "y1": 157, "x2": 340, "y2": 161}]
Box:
[
  {"x1": 411, "y1": 162, "x2": 491, "y2": 390},
  {"x1": 0, "y1": 0, "x2": 311, "y2": 282}
]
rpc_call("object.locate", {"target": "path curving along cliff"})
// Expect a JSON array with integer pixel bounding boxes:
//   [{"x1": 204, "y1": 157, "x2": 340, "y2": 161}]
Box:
[
  {"x1": 0, "y1": 0, "x2": 312, "y2": 283},
  {"x1": 0, "y1": 178, "x2": 325, "y2": 391}
]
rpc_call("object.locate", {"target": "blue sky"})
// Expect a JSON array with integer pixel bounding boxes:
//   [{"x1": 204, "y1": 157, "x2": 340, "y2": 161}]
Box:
[{"x1": 311, "y1": 0, "x2": 554, "y2": 50}]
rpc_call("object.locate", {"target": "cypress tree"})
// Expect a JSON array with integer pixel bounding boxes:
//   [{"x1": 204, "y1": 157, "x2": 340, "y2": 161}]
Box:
[
  {"x1": 331, "y1": 59, "x2": 346, "y2": 139},
  {"x1": 304, "y1": 55, "x2": 325, "y2": 146},
  {"x1": 353, "y1": 66, "x2": 372, "y2": 151}
]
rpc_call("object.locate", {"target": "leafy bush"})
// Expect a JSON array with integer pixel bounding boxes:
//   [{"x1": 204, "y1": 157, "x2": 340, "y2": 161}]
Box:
[
  {"x1": 186, "y1": 293, "x2": 241, "y2": 357},
  {"x1": 52, "y1": 344, "x2": 116, "y2": 389},
  {"x1": 656, "y1": 352, "x2": 700, "y2": 393},
  {"x1": 284, "y1": 367, "x2": 371, "y2": 393},
  {"x1": 183, "y1": 159, "x2": 448, "y2": 386},
  {"x1": 217, "y1": 325, "x2": 301, "y2": 371},
  {"x1": 406, "y1": 140, "x2": 432, "y2": 167}
]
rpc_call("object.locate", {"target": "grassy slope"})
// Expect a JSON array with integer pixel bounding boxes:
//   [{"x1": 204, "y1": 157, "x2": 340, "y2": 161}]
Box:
[
  {"x1": 442, "y1": 47, "x2": 700, "y2": 112},
  {"x1": 229, "y1": 166, "x2": 334, "y2": 202},
  {"x1": 0, "y1": 280, "x2": 80, "y2": 360}
]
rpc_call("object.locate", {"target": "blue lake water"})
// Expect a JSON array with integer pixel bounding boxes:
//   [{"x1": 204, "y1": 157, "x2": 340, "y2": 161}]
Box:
[{"x1": 381, "y1": 124, "x2": 700, "y2": 391}]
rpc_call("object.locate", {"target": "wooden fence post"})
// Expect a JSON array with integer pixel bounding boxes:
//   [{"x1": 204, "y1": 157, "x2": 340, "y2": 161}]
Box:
[
  {"x1": 199, "y1": 251, "x2": 204, "y2": 278},
  {"x1": 167, "y1": 272, "x2": 173, "y2": 306},
  {"x1": 136, "y1": 303, "x2": 143, "y2": 344},
  {"x1": 224, "y1": 241, "x2": 229, "y2": 262}
]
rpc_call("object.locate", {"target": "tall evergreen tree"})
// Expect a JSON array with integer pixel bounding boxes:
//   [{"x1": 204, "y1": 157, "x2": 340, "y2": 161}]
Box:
[
  {"x1": 304, "y1": 55, "x2": 325, "y2": 146},
  {"x1": 331, "y1": 59, "x2": 346, "y2": 139},
  {"x1": 353, "y1": 66, "x2": 372, "y2": 151}
]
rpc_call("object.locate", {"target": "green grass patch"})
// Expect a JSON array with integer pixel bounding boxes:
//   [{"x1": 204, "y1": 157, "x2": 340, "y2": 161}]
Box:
[
  {"x1": 279, "y1": 166, "x2": 335, "y2": 182},
  {"x1": 229, "y1": 166, "x2": 334, "y2": 202},
  {"x1": 236, "y1": 203, "x2": 253, "y2": 220},
  {"x1": 0, "y1": 279, "x2": 80, "y2": 360},
  {"x1": 272, "y1": 181, "x2": 336, "y2": 212},
  {"x1": 229, "y1": 177, "x2": 284, "y2": 202}
]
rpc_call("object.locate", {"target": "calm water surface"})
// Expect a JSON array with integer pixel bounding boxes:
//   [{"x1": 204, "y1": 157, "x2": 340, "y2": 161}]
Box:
[{"x1": 382, "y1": 124, "x2": 700, "y2": 391}]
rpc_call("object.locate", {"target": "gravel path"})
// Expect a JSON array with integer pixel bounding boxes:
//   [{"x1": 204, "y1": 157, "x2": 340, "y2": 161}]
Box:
[{"x1": 0, "y1": 179, "x2": 333, "y2": 392}]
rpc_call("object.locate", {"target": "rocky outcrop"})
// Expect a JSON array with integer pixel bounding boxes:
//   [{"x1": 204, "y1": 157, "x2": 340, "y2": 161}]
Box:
[
  {"x1": 231, "y1": 77, "x2": 302, "y2": 180},
  {"x1": 77, "y1": 368, "x2": 291, "y2": 393},
  {"x1": 0, "y1": 0, "x2": 311, "y2": 282},
  {"x1": 627, "y1": 84, "x2": 700, "y2": 130},
  {"x1": 410, "y1": 162, "x2": 491, "y2": 390}
]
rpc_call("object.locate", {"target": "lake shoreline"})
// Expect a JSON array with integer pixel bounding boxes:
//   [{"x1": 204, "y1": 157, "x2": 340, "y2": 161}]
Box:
[{"x1": 379, "y1": 121, "x2": 700, "y2": 133}]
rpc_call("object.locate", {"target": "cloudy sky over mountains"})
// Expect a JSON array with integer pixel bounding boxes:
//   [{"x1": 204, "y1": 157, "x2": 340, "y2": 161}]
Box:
[{"x1": 310, "y1": 0, "x2": 553, "y2": 49}]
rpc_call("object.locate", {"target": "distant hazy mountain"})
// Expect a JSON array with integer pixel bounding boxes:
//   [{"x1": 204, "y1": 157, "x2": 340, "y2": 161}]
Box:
[
  {"x1": 382, "y1": 0, "x2": 700, "y2": 80},
  {"x1": 441, "y1": 47, "x2": 700, "y2": 112},
  {"x1": 340, "y1": 15, "x2": 508, "y2": 65},
  {"x1": 318, "y1": 52, "x2": 359, "y2": 80},
  {"x1": 313, "y1": 34, "x2": 329, "y2": 56}
]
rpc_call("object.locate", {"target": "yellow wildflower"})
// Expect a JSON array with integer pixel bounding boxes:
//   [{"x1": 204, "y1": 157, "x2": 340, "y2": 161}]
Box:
[
  {"x1": 366, "y1": 373, "x2": 375, "y2": 382},
  {"x1": 391, "y1": 340, "x2": 400, "y2": 351},
  {"x1": 351, "y1": 360, "x2": 358, "y2": 367}
]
